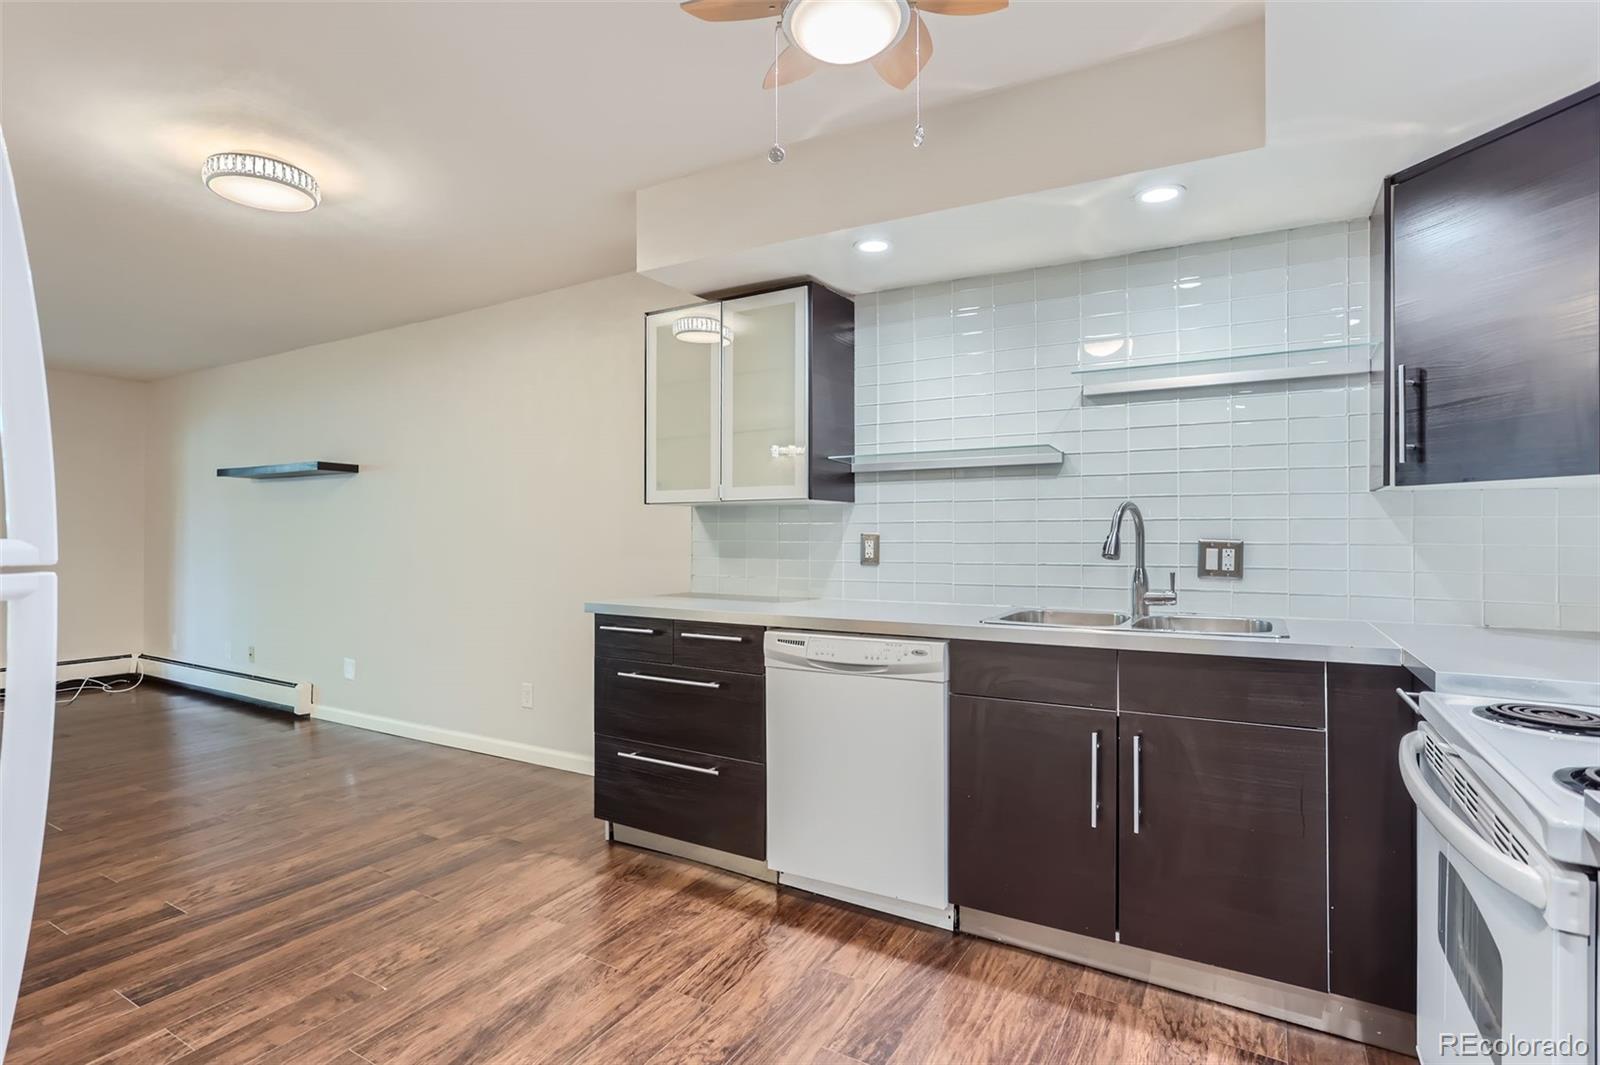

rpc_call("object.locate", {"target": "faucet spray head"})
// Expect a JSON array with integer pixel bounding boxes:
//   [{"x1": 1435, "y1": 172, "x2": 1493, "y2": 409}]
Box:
[{"x1": 1102, "y1": 527, "x2": 1121, "y2": 560}]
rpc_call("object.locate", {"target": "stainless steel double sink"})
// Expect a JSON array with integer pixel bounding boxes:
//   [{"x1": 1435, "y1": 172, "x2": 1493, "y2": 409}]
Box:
[{"x1": 980, "y1": 607, "x2": 1289, "y2": 638}]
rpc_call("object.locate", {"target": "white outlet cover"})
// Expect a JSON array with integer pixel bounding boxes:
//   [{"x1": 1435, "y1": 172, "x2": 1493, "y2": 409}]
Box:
[
  {"x1": 343, "y1": 657, "x2": 356, "y2": 680},
  {"x1": 520, "y1": 682, "x2": 534, "y2": 710}
]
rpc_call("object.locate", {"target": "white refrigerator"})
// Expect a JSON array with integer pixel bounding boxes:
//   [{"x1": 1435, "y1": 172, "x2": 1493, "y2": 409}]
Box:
[{"x1": 0, "y1": 130, "x2": 60, "y2": 1060}]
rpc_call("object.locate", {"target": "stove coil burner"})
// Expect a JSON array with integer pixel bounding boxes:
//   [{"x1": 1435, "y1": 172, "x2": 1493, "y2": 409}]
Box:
[
  {"x1": 1475, "y1": 702, "x2": 1600, "y2": 735},
  {"x1": 1555, "y1": 766, "x2": 1600, "y2": 793}
]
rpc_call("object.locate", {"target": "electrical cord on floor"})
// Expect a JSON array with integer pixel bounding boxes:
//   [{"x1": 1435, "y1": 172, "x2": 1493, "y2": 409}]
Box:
[{"x1": 0, "y1": 661, "x2": 146, "y2": 705}]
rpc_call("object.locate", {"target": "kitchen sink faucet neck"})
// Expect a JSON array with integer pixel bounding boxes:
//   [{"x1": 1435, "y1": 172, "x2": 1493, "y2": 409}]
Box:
[{"x1": 1102, "y1": 500, "x2": 1178, "y2": 620}]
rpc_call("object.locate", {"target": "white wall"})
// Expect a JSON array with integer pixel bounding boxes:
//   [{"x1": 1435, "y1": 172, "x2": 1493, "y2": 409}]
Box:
[
  {"x1": 18, "y1": 370, "x2": 148, "y2": 665},
  {"x1": 143, "y1": 271, "x2": 692, "y2": 770},
  {"x1": 691, "y1": 221, "x2": 1600, "y2": 632}
]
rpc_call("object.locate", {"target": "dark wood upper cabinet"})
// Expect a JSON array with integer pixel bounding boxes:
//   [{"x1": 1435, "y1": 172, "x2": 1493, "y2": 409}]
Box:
[
  {"x1": 948, "y1": 696, "x2": 1115, "y2": 940},
  {"x1": 1118, "y1": 712, "x2": 1329, "y2": 991},
  {"x1": 1380, "y1": 84, "x2": 1600, "y2": 486},
  {"x1": 1327, "y1": 664, "x2": 1419, "y2": 1012},
  {"x1": 644, "y1": 280, "x2": 854, "y2": 504}
]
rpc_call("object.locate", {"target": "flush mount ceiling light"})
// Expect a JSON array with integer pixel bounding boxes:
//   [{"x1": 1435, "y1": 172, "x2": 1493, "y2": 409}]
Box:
[
  {"x1": 672, "y1": 315, "x2": 733, "y2": 345},
  {"x1": 201, "y1": 152, "x2": 320, "y2": 212},
  {"x1": 1135, "y1": 184, "x2": 1186, "y2": 205},
  {"x1": 854, "y1": 238, "x2": 891, "y2": 255}
]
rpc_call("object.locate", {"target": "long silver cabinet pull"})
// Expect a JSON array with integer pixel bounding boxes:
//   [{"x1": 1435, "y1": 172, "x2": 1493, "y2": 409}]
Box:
[
  {"x1": 599, "y1": 625, "x2": 656, "y2": 635},
  {"x1": 680, "y1": 632, "x2": 743, "y2": 642},
  {"x1": 1394, "y1": 362, "x2": 1406, "y2": 466},
  {"x1": 1396, "y1": 688, "x2": 1422, "y2": 713},
  {"x1": 1089, "y1": 731, "x2": 1101, "y2": 830},
  {"x1": 1132, "y1": 734, "x2": 1143, "y2": 835},
  {"x1": 615, "y1": 671, "x2": 720, "y2": 689},
  {"x1": 617, "y1": 751, "x2": 719, "y2": 776}
]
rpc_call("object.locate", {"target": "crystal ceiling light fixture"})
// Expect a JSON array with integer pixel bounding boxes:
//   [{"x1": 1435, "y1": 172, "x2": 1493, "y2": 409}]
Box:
[
  {"x1": 201, "y1": 152, "x2": 320, "y2": 212},
  {"x1": 673, "y1": 316, "x2": 733, "y2": 345}
]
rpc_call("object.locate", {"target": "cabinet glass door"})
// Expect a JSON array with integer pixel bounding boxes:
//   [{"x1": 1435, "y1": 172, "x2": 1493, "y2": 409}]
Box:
[
  {"x1": 645, "y1": 303, "x2": 721, "y2": 503},
  {"x1": 720, "y1": 287, "x2": 808, "y2": 501}
]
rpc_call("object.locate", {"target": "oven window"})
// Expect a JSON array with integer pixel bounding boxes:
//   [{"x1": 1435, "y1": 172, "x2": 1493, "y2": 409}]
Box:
[{"x1": 1438, "y1": 853, "x2": 1504, "y2": 1063}]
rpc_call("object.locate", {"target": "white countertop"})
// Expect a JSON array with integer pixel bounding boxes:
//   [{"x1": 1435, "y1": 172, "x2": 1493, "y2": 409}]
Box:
[{"x1": 584, "y1": 594, "x2": 1600, "y2": 702}]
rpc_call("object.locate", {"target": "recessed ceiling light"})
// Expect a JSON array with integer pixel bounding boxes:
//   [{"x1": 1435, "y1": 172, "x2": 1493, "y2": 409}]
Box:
[
  {"x1": 854, "y1": 238, "x2": 891, "y2": 255},
  {"x1": 202, "y1": 152, "x2": 320, "y2": 213},
  {"x1": 1135, "y1": 184, "x2": 1185, "y2": 205},
  {"x1": 787, "y1": 0, "x2": 907, "y2": 65},
  {"x1": 672, "y1": 315, "x2": 732, "y2": 345}
]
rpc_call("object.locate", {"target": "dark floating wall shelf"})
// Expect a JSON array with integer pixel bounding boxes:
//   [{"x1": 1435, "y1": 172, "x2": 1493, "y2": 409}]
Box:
[{"x1": 216, "y1": 462, "x2": 360, "y2": 480}]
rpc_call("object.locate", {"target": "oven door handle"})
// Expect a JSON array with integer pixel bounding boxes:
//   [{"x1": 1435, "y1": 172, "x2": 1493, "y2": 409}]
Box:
[{"x1": 1398, "y1": 732, "x2": 1547, "y2": 911}]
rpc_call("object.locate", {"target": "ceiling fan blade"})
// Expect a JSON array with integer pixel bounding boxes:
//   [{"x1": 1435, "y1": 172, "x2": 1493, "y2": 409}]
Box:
[
  {"x1": 872, "y1": 12, "x2": 932, "y2": 90},
  {"x1": 763, "y1": 45, "x2": 821, "y2": 89},
  {"x1": 680, "y1": 0, "x2": 783, "y2": 22},
  {"x1": 915, "y1": 0, "x2": 1008, "y2": 14}
]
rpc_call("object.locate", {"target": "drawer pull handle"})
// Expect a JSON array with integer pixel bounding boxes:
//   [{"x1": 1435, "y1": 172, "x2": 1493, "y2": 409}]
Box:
[
  {"x1": 680, "y1": 632, "x2": 744, "y2": 642},
  {"x1": 616, "y1": 671, "x2": 721, "y2": 690},
  {"x1": 617, "y1": 751, "x2": 719, "y2": 776},
  {"x1": 599, "y1": 625, "x2": 657, "y2": 635}
]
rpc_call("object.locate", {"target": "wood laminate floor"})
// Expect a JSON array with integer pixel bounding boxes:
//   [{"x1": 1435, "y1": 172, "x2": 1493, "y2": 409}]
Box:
[{"x1": 9, "y1": 684, "x2": 1415, "y2": 1064}]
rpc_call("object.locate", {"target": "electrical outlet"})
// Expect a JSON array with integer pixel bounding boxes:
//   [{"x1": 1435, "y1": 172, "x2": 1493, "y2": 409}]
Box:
[
  {"x1": 343, "y1": 657, "x2": 357, "y2": 681},
  {"x1": 520, "y1": 682, "x2": 534, "y2": 710},
  {"x1": 1196, "y1": 539, "x2": 1245, "y2": 578},
  {"x1": 247, "y1": 645, "x2": 256, "y2": 664},
  {"x1": 860, "y1": 533, "x2": 881, "y2": 566}
]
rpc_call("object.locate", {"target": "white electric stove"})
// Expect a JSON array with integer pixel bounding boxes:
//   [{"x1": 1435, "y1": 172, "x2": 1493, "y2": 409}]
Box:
[{"x1": 1404, "y1": 692, "x2": 1599, "y2": 1064}]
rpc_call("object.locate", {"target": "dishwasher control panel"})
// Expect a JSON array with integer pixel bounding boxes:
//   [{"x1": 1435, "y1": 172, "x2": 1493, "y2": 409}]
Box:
[{"x1": 764, "y1": 631, "x2": 947, "y2": 679}]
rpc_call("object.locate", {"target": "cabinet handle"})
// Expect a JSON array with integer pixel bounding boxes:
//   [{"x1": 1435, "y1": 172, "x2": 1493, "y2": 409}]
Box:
[
  {"x1": 1395, "y1": 363, "x2": 1424, "y2": 465},
  {"x1": 1089, "y1": 731, "x2": 1101, "y2": 830},
  {"x1": 617, "y1": 751, "x2": 720, "y2": 776},
  {"x1": 680, "y1": 632, "x2": 743, "y2": 642},
  {"x1": 1132, "y1": 734, "x2": 1143, "y2": 835},
  {"x1": 599, "y1": 625, "x2": 656, "y2": 635},
  {"x1": 1394, "y1": 361, "x2": 1406, "y2": 466},
  {"x1": 615, "y1": 671, "x2": 721, "y2": 690},
  {"x1": 1396, "y1": 688, "x2": 1423, "y2": 713}
]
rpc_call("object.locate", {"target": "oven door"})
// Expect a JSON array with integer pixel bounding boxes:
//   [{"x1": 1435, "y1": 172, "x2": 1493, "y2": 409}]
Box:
[{"x1": 1403, "y1": 730, "x2": 1595, "y2": 1065}]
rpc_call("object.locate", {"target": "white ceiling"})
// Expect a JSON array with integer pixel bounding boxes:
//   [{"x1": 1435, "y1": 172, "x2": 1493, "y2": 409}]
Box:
[
  {"x1": 2, "y1": 0, "x2": 1260, "y2": 378},
  {"x1": 640, "y1": 0, "x2": 1600, "y2": 296}
]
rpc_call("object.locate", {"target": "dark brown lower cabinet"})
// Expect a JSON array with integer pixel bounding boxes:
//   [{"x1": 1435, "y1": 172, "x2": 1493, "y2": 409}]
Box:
[
  {"x1": 594, "y1": 736, "x2": 765, "y2": 859},
  {"x1": 1327, "y1": 664, "x2": 1427, "y2": 1012},
  {"x1": 949, "y1": 696, "x2": 1116, "y2": 939},
  {"x1": 1118, "y1": 712, "x2": 1328, "y2": 991}
]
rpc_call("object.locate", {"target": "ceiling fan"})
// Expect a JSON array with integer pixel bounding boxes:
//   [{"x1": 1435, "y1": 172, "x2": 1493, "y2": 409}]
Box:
[{"x1": 680, "y1": 0, "x2": 1009, "y2": 91}]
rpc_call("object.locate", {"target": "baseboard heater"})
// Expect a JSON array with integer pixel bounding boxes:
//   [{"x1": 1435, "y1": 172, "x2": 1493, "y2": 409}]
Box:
[
  {"x1": 136, "y1": 655, "x2": 312, "y2": 716},
  {"x1": 0, "y1": 653, "x2": 139, "y2": 690}
]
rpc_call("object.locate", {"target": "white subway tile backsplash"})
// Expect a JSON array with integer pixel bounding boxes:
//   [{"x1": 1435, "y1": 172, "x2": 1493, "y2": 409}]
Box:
[{"x1": 690, "y1": 220, "x2": 1600, "y2": 632}]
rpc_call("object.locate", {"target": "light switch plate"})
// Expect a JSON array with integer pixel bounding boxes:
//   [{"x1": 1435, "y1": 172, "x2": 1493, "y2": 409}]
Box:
[
  {"x1": 860, "y1": 533, "x2": 880, "y2": 566},
  {"x1": 1197, "y1": 539, "x2": 1244, "y2": 578}
]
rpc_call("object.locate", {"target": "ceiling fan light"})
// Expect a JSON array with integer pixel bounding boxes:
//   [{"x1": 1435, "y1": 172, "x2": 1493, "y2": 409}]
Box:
[
  {"x1": 787, "y1": 0, "x2": 907, "y2": 65},
  {"x1": 202, "y1": 152, "x2": 320, "y2": 212},
  {"x1": 672, "y1": 315, "x2": 733, "y2": 345}
]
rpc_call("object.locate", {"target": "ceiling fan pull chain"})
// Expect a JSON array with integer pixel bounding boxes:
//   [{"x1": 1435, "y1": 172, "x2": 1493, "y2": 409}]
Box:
[
  {"x1": 912, "y1": 4, "x2": 925, "y2": 149},
  {"x1": 769, "y1": 19, "x2": 787, "y2": 164}
]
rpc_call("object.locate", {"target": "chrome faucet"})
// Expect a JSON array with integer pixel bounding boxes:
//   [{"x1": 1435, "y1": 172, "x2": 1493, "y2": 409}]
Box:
[{"x1": 1102, "y1": 500, "x2": 1178, "y2": 620}]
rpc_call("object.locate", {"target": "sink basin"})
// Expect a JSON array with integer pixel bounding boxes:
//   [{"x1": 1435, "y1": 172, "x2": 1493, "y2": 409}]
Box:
[
  {"x1": 981, "y1": 608, "x2": 1129, "y2": 628},
  {"x1": 1129, "y1": 615, "x2": 1289, "y2": 638}
]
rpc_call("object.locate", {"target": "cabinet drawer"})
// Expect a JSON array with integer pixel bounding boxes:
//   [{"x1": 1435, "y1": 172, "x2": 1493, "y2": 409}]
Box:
[
  {"x1": 1119, "y1": 652, "x2": 1324, "y2": 729},
  {"x1": 595, "y1": 659, "x2": 764, "y2": 762},
  {"x1": 673, "y1": 620, "x2": 765, "y2": 675},
  {"x1": 594, "y1": 615, "x2": 673, "y2": 664},
  {"x1": 594, "y1": 737, "x2": 765, "y2": 860},
  {"x1": 949, "y1": 641, "x2": 1116, "y2": 709}
]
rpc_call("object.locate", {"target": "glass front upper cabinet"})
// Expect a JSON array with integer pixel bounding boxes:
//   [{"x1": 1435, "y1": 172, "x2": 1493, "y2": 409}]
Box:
[
  {"x1": 643, "y1": 283, "x2": 855, "y2": 505},
  {"x1": 645, "y1": 302, "x2": 722, "y2": 504}
]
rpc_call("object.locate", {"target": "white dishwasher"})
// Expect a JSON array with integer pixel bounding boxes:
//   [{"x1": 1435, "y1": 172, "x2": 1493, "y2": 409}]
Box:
[{"x1": 764, "y1": 630, "x2": 953, "y2": 929}]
